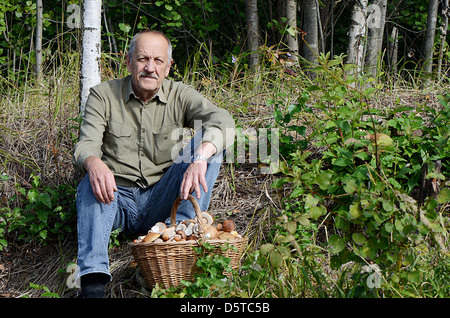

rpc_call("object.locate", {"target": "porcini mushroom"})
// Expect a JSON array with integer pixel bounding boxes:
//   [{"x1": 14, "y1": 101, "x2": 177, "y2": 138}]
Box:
[
  {"x1": 150, "y1": 222, "x2": 167, "y2": 233},
  {"x1": 222, "y1": 220, "x2": 235, "y2": 232},
  {"x1": 203, "y1": 225, "x2": 218, "y2": 239},
  {"x1": 160, "y1": 227, "x2": 176, "y2": 241},
  {"x1": 200, "y1": 211, "x2": 214, "y2": 226},
  {"x1": 218, "y1": 232, "x2": 235, "y2": 240},
  {"x1": 176, "y1": 230, "x2": 187, "y2": 240},
  {"x1": 143, "y1": 232, "x2": 160, "y2": 243}
]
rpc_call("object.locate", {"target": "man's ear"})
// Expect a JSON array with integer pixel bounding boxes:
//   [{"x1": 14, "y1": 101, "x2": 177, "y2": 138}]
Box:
[
  {"x1": 126, "y1": 56, "x2": 132, "y2": 73},
  {"x1": 165, "y1": 59, "x2": 174, "y2": 76}
]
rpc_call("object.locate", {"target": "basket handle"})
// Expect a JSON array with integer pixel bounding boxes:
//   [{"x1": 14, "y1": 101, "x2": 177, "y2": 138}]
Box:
[{"x1": 170, "y1": 194, "x2": 206, "y2": 232}]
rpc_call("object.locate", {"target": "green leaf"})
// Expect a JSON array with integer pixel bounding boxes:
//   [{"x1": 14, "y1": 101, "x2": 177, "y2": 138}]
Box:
[
  {"x1": 37, "y1": 210, "x2": 48, "y2": 223},
  {"x1": 305, "y1": 194, "x2": 319, "y2": 207},
  {"x1": 343, "y1": 179, "x2": 357, "y2": 193},
  {"x1": 352, "y1": 233, "x2": 366, "y2": 245},
  {"x1": 290, "y1": 187, "x2": 304, "y2": 198},
  {"x1": 333, "y1": 157, "x2": 352, "y2": 167},
  {"x1": 27, "y1": 189, "x2": 39, "y2": 203},
  {"x1": 260, "y1": 243, "x2": 274, "y2": 256},
  {"x1": 314, "y1": 172, "x2": 333, "y2": 190},
  {"x1": 297, "y1": 215, "x2": 311, "y2": 227},
  {"x1": 38, "y1": 192, "x2": 52, "y2": 209},
  {"x1": 349, "y1": 203, "x2": 362, "y2": 219},
  {"x1": 329, "y1": 234, "x2": 345, "y2": 254},
  {"x1": 384, "y1": 222, "x2": 394, "y2": 233},
  {"x1": 437, "y1": 188, "x2": 450, "y2": 204},
  {"x1": 286, "y1": 221, "x2": 297, "y2": 234},
  {"x1": 407, "y1": 271, "x2": 420, "y2": 283},
  {"x1": 269, "y1": 250, "x2": 283, "y2": 268},
  {"x1": 310, "y1": 205, "x2": 326, "y2": 219}
]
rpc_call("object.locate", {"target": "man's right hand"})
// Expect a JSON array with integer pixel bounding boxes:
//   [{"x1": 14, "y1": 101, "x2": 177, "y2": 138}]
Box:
[{"x1": 84, "y1": 156, "x2": 118, "y2": 204}]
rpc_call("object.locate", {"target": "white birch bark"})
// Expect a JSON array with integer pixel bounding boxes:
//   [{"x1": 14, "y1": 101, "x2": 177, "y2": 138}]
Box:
[
  {"x1": 35, "y1": 0, "x2": 43, "y2": 81},
  {"x1": 301, "y1": 0, "x2": 319, "y2": 63},
  {"x1": 347, "y1": 0, "x2": 368, "y2": 76},
  {"x1": 423, "y1": 0, "x2": 439, "y2": 75},
  {"x1": 286, "y1": 0, "x2": 299, "y2": 62},
  {"x1": 245, "y1": 0, "x2": 260, "y2": 71},
  {"x1": 79, "y1": 0, "x2": 102, "y2": 115},
  {"x1": 365, "y1": 0, "x2": 387, "y2": 76},
  {"x1": 437, "y1": 0, "x2": 449, "y2": 76}
]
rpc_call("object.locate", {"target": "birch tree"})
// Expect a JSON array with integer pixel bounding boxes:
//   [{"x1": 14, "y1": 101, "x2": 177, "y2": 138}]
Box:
[
  {"x1": 245, "y1": 0, "x2": 260, "y2": 71},
  {"x1": 35, "y1": 0, "x2": 43, "y2": 81},
  {"x1": 79, "y1": 0, "x2": 102, "y2": 114},
  {"x1": 301, "y1": 0, "x2": 319, "y2": 65},
  {"x1": 423, "y1": 0, "x2": 439, "y2": 75},
  {"x1": 347, "y1": 0, "x2": 368, "y2": 76},
  {"x1": 286, "y1": 0, "x2": 298, "y2": 62},
  {"x1": 365, "y1": 0, "x2": 387, "y2": 76},
  {"x1": 437, "y1": 0, "x2": 449, "y2": 75}
]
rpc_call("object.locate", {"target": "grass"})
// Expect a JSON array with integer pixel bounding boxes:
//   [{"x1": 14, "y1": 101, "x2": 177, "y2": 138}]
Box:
[{"x1": 0, "y1": 46, "x2": 449, "y2": 298}]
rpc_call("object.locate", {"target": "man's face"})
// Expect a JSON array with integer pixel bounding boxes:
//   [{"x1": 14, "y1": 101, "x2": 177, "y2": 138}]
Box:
[{"x1": 126, "y1": 32, "x2": 172, "y2": 101}]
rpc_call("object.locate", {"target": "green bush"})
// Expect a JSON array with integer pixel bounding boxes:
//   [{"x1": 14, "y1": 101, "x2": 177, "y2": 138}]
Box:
[
  {"x1": 269, "y1": 53, "x2": 449, "y2": 293},
  {"x1": 0, "y1": 174, "x2": 76, "y2": 248}
]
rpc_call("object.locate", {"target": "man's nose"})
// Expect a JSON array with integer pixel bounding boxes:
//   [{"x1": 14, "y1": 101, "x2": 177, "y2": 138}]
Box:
[{"x1": 144, "y1": 60, "x2": 156, "y2": 72}]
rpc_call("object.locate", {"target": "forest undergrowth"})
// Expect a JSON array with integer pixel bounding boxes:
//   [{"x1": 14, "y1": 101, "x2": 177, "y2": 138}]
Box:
[{"x1": 0, "y1": 49, "x2": 449, "y2": 298}]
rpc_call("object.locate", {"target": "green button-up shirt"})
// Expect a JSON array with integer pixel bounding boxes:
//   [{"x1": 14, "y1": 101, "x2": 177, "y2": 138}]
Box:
[{"x1": 73, "y1": 75, "x2": 235, "y2": 188}]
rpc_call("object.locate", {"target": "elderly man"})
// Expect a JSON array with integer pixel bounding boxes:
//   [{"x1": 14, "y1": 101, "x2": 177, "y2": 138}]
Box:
[{"x1": 73, "y1": 30, "x2": 235, "y2": 298}]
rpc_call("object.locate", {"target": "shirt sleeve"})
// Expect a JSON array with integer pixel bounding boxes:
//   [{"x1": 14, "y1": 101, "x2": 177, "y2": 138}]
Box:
[
  {"x1": 72, "y1": 86, "x2": 107, "y2": 172},
  {"x1": 180, "y1": 85, "x2": 235, "y2": 154}
]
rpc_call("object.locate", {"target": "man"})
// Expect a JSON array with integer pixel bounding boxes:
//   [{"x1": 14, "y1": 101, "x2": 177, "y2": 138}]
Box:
[{"x1": 73, "y1": 30, "x2": 235, "y2": 298}]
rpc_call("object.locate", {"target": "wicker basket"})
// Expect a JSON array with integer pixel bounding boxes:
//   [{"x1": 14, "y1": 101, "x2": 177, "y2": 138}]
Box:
[{"x1": 129, "y1": 195, "x2": 247, "y2": 289}]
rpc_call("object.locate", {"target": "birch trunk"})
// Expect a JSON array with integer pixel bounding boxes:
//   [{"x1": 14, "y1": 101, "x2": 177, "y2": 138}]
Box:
[
  {"x1": 388, "y1": 26, "x2": 399, "y2": 75},
  {"x1": 301, "y1": 0, "x2": 319, "y2": 64},
  {"x1": 347, "y1": 0, "x2": 368, "y2": 76},
  {"x1": 35, "y1": 0, "x2": 43, "y2": 81},
  {"x1": 286, "y1": 0, "x2": 298, "y2": 62},
  {"x1": 437, "y1": 0, "x2": 449, "y2": 76},
  {"x1": 245, "y1": 0, "x2": 260, "y2": 71},
  {"x1": 423, "y1": 0, "x2": 439, "y2": 75},
  {"x1": 80, "y1": 0, "x2": 102, "y2": 115},
  {"x1": 365, "y1": 0, "x2": 387, "y2": 76}
]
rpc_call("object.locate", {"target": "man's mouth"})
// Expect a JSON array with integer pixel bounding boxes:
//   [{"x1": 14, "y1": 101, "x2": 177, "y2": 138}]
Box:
[{"x1": 139, "y1": 72, "x2": 159, "y2": 80}]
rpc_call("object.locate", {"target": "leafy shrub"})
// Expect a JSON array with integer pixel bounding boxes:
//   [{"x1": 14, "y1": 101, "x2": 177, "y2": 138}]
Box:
[
  {"x1": 0, "y1": 174, "x2": 76, "y2": 248},
  {"x1": 270, "y1": 53, "x2": 449, "y2": 290}
]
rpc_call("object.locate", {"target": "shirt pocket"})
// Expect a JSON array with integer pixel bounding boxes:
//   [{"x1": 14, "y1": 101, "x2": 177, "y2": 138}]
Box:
[
  {"x1": 150, "y1": 122, "x2": 183, "y2": 165},
  {"x1": 104, "y1": 121, "x2": 136, "y2": 160}
]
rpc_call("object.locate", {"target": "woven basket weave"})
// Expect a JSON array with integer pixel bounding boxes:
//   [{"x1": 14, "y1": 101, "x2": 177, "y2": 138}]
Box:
[{"x1": 130, "y1": 195, "x2": 247, "y2": 289}]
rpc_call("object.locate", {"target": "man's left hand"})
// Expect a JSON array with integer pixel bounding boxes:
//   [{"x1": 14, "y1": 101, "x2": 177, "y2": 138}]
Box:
[
  {"x1": 180, "y1": 160, "x2": 208, "y2": 200},
  {"x1": 179, "y1": 141, "x2": 216, "y2": 200}
]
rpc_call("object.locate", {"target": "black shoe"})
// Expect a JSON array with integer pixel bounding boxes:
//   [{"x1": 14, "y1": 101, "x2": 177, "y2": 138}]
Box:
[{"x1": 80, "y1": 273, "x2": 109, "y2": 298}]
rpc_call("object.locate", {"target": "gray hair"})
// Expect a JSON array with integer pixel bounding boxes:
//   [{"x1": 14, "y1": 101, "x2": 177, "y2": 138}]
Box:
[{"x1": 127, "y1": 30, "x2": 173, "y2": 63}]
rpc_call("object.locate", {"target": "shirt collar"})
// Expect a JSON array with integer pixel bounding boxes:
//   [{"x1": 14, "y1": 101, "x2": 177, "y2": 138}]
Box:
[{"x1": 124, "y1": 75, "x2": 168, "y2": 104}]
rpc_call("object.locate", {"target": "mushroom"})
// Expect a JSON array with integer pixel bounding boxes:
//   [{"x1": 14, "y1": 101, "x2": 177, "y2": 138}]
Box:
[
  {"x1": 222, "y1": 220, "x2": 235, "y2": 232},
  {"x1": 200, "y1": 211, "x2": 214, "y2": 226},
  {"x1": 230, "y1": 230, "x2": 242, "y2": 238},
  {"x1": 176, "y1": 223, "x2": 187, "y2": 232},
  {"x1": 143, "y1": 232, "x2": 160, "y2": 243},
  {"x1": 150, "y1": 222, "x2": 167, "y2": 233},
  {"x1": 160, "y1": 227, "x2": 176, "y2": 241},
  {"x1": 185, "y1": 222, "x2": 196, "y2": 236},
  {"x1": 203, "y1": 225, "x2": 218, "y2": 239},
  {"x1": 218, "y1": 232, "x2": 235, "y2": 240},
  {"x1": 176, "y1": 230, "x2": 187, "y2": 240}
]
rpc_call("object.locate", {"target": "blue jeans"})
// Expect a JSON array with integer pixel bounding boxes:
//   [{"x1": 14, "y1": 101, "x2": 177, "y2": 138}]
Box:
[{"x1": 76, "y1": 135, "x2": 223, "y2": 279}]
